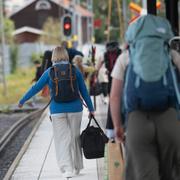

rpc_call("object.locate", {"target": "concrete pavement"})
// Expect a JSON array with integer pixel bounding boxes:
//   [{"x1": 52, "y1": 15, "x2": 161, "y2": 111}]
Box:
[{"x1": 10, "y1": 96, "x2": 108, "y2": 180}]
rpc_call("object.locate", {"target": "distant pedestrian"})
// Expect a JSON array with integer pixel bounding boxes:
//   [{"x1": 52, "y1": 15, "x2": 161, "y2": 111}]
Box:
[
  {"x1": 31, "y1": 60, "x2": 42, "y2": 83},
  {"x1": 73, "y1": 55, "x2": 96, "y2": 90},
  {"x1": 30, "y1": 60, "x2": 42, "y2": 106},
  {"x1": 41, "y1": 50, "x2": 52, "y2": 73},
  {"x1": 18, "y1": 46, "x2": 94, "y2": 178},
  {"x1": 72, "y1": 55, "x2": 85, "y2": 75},
  {"x1": 98, "y1": 64, "x2": 109, "y2": 104},
  {"x1": 97, "y1": 42, "x2": 122, "y2": 138},
  {"x1": 61, "y1": 41, "x2": 84, "y2": 63}
]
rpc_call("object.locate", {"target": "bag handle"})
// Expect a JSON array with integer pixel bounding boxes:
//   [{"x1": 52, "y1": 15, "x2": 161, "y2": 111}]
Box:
[
  {"x1": 86, "y1": 115, "x2": 109, "y2": 143},
  {"x1": 86, "y1": 115, "x2": 104, "y2": 132}
]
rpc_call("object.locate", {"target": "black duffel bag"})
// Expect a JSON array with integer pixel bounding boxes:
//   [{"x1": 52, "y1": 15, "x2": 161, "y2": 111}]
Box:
[{"x1": 80, "y1": 115, "x2": 109, "y2": 159}]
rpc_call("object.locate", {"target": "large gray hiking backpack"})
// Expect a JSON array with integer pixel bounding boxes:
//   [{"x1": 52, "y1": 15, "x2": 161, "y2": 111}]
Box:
[{"x1": 124, "y1": 14, "x2": 180, "y2": 112}]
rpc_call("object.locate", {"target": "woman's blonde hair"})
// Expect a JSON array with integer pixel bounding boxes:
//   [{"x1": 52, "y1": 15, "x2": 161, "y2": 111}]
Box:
[
  {"x1": 73, "y1": 55, "x2": 84, "y2": 74},
  {"x1": 51, "y1": 46, "x2": 69, "y2": 63}
]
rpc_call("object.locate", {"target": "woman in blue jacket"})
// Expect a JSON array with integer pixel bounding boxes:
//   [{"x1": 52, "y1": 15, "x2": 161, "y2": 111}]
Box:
[{"x1": 19, "y1": 46, "x2": 94, "y2": 178}]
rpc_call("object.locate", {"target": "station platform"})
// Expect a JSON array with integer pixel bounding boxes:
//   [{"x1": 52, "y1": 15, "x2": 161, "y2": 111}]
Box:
[{"x1": 10, "y1": 96, "x2": 108, "y2": 180}]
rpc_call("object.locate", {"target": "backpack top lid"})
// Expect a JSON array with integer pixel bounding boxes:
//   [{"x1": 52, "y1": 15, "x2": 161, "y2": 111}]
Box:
[
  {"x1": 125, "y1": 14, "x2": 174, "y2": 44},
  {"x1": 125, "y1": 14, "x2": 174, "y2": 82}
]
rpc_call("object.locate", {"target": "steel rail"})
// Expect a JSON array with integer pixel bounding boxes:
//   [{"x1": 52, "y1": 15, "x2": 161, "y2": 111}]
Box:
[{"x1": 0, "y1": 108, "x2": 44, "y2": 153}]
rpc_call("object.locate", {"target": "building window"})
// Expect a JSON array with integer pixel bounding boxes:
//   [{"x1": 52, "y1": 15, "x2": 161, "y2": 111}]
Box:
[{"x1": 35, "y1": 0, "x2": 51, "y2": 10}]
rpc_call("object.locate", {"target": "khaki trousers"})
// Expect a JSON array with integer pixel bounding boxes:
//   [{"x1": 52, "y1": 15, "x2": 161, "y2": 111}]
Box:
[
  {"x1": 125, "y1": 108, "x2": 180, "y2": 180},
  {"x1": 51, "y1": 112, "x2": 83, "y2": 173}
]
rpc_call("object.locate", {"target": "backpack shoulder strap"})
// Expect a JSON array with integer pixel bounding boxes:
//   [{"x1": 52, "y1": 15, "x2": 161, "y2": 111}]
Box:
[
  {"x1": 69, "y1": 64, "x2": 75, "y2": 92},
  {"x1": 169, "y1": 57, "x2": 180, "y2": 105},
  {"x1": 53, "y1": 66, "x2": 59, "y2": 96}
]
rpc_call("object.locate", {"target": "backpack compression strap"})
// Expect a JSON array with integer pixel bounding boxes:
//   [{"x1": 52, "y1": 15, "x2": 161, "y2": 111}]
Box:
[
  {"x1": 69, "y1": 64, "x2": 75, "y2": 92},
  {"x1": 53, "y1": 66, "x2": 59, "y2": 96}
]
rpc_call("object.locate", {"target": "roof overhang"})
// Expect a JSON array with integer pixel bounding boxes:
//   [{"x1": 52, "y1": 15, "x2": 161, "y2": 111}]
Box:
[{"x1": 12, "y1": 26, "x2": 44, "y2": 36}]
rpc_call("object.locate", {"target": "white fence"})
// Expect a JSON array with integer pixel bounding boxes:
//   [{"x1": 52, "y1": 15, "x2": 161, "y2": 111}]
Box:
[
  {"x1": 2, "y1": 43, "x2": 56, "y2": 75},
  {"x1": 1, "y1": 43, "x2": 105, "y2": 75}
]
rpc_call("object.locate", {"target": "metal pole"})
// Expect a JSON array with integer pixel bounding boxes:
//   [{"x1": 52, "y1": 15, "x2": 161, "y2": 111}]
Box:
[
  {"x1": 78, "y1": 13, "x2": 82, "y2": 48},
  {"x1": 75, "y1": 0, "x2": 82, "y2": 47},
  {"x1": 116, "y1": 0, "x2": 124, "y2": 42},
  {"x1": 72, "y1": 0, "x2": 76, "y2": 47},
  {"x1": 107, "y1": 0, "x2": 112, "y2": 41},
  {"x1": 86, "y1": 0, "x2": 93, "y2": 43},
  {"x1": 165, "y1": 0, "x2": 179, "y2": 35},
  {"x1": 142, "y1": 0, "x2": 147, "y2": 9},
  {"x1": 147, "y1": 0, "x2": 156, "y2": 15},
  {"x1": 0, "y1": 0, "x2": 7, "y2": 96},
  {"x1": 90, "y1": 0, "x2": 94, "y2": 43},
  {"x1": 122, "y1": 0, "x2": 127, "y2": 32}
]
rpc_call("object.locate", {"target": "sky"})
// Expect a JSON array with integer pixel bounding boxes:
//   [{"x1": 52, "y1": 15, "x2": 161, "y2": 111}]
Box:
[{"x1": 4, "y1": 0, "x2": 31, "y2": 15}]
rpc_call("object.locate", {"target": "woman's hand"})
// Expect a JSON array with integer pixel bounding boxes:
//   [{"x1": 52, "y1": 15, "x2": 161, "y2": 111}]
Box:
[
  {"x1": 18, "y1": 103, "x2": 23, "y2": 108},
  {"x1": 88, "y1": 111, "x2": 95, "y2": 119}
]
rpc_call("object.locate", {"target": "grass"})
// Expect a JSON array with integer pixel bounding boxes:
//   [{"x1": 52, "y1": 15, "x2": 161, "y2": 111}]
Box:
[{"x1": 0, "y1": 68, "x2": 35, "y2": 106}]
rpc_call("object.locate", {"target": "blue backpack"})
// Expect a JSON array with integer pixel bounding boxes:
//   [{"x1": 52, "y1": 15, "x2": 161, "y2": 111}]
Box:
[
  {"x1": 49, "y1": 63, "x2": 79, "y2": 102},
  {"x1": 124, "y1": 14, "x2": 180, "y2": 113}
]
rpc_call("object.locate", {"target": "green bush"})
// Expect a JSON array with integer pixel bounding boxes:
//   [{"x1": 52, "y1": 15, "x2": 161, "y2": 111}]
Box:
[
  {"x1": 0, "y1": 68, "x2": 34, "y2": 105},
  {"x1": 30, "y1": 52, "x2": 43, "y2": 65},
  {"x1": 10, "y1": 45, "x2": 18, "y2": 74}
]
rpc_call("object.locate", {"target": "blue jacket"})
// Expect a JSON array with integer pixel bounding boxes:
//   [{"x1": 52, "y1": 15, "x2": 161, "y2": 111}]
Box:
[{"x1": 19, "y1": 64, "x2": 94, "y2": 114}]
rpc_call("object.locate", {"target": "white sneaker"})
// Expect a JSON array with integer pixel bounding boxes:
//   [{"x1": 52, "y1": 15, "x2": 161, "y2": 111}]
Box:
[
  {"x1": 62, "y1": 171, "x2": 74, "y2": 178},
  {"x1": 104, "y1": 97, "x2": 109, "y2": 104},
  {"x1": 74, "y1": 169, "x2": 80, "y2": 175}
]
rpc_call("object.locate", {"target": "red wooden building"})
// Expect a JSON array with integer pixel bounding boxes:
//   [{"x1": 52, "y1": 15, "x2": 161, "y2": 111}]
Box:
[{"x1": 10, "y1": 0, "x2": 94, "y2": 44}]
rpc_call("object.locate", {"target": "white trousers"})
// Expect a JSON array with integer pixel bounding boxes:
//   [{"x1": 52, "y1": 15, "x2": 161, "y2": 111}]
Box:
[{"x1": 51, "y1": 112, "x2": 83, "y2": 173}]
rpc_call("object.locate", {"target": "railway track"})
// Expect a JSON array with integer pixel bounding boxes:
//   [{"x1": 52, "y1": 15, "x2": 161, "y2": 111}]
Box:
[
  {"x1": 0, "y1": 108, "x2": 46, "y2": 180},
  {"x1": 0, "y1": 109, "x2": 44, "y2": 154}
]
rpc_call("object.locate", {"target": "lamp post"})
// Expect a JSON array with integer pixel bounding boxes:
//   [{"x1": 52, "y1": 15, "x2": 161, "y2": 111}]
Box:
[
  {"x1": 0, "y1": 0, "x2": 7, "y2": 96},
  {"x1": 147, "y1": 0, "x2": 156, "y2": 15},
  {"x1": 165, "y1": 0, "x2": 179, "y2": 35},
  {"x1": 122, "y1": 0, "x2": 127, "y2": 32},
  {"x1": 142, "y1": 0, "x2": 147, "y2": 9}
]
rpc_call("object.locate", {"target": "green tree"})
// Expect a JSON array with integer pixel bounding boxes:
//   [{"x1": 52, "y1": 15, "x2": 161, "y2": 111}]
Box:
[
  {"x1": 0, "y1": 18, "x2": 15, "y2": 44},
  {"x1": 80, "y1": 0, "x2": 123, "y2": 43},
  {"x1": 39, "y1": 17, "x2": 61, "y2": 45},
  {"x1": 82, "y1": 0, "x2": 168, "y2": 43},
  {"x1": 30, "y1": 52, "x2": 43, "y2": 64},
  {"x1": 93, "y1": 0, "x2": 108, "y2": 43}
]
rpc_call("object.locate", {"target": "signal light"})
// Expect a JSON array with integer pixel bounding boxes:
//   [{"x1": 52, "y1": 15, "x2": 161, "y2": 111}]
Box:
[
  {"x1": 63, "y1": 15, "x2": 72, "y2": 37},
  {"x1": 64, "y1": 23, "x2": 71, "y2": 30}
]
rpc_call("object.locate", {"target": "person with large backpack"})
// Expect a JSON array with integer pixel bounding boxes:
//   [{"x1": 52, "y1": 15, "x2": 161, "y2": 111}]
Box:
[
  {"x1": 18, "y1": 46, "x2": 94, "y2": 178},
  {"x1": 110, "y1": 14, "x2": 180, "y2": 180}
]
